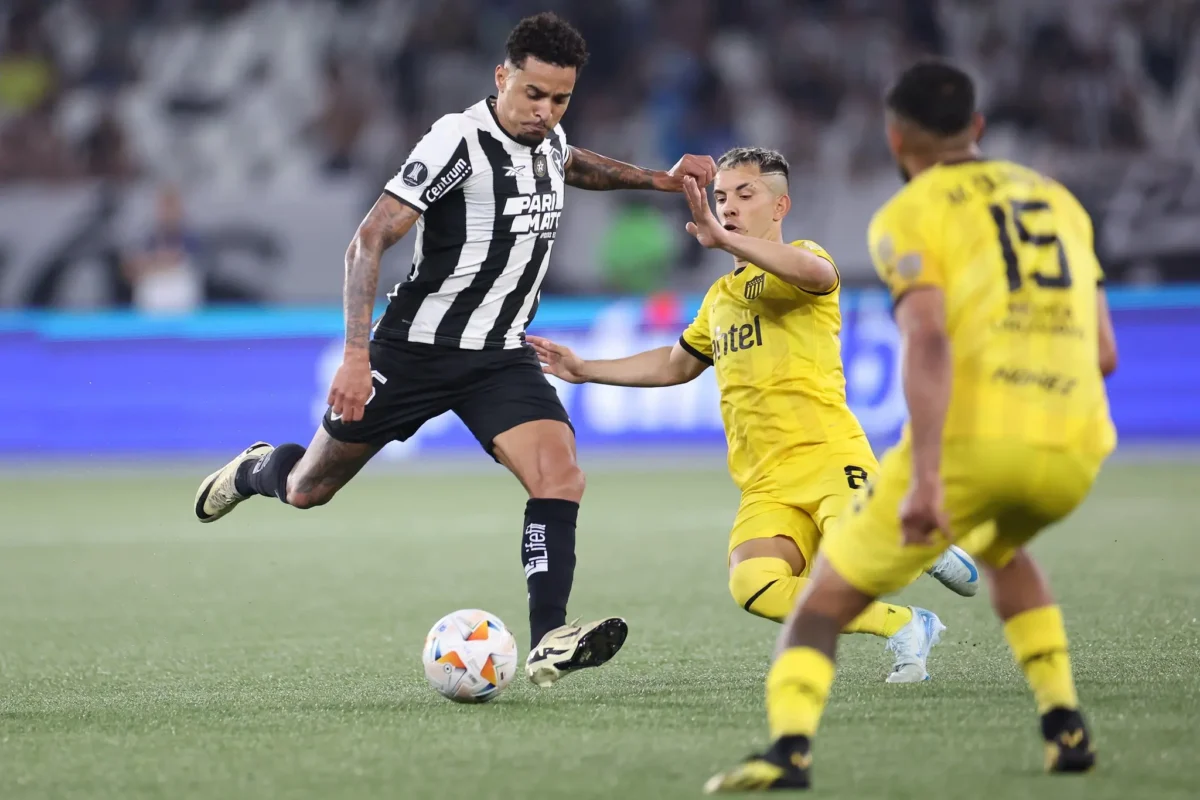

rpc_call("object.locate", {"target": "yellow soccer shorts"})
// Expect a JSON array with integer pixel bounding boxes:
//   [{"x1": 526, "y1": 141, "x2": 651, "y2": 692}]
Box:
[
  {"x1": 823, "y1": 437, "x2": 1106, "y2": 597},
  {"x1": 728, "y1": 437, "x2": 879, "y2": 575}
]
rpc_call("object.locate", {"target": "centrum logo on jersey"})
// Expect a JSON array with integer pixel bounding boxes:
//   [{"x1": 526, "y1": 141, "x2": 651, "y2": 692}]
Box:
[
  {"x1": 503, "y1": 190, "x2": 563, "y2": 236},
  {"x1": 422, "y1": 158, "x2": 472, "y2": 205}
]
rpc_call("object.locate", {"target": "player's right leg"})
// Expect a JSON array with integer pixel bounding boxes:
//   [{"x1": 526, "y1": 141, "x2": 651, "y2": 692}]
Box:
[
  {"x1": 706, "y1": 441, "x2": 964, "y2": 793},
  {"x1": 706, "y1": 555, "x2": 880, "y2": 793}
]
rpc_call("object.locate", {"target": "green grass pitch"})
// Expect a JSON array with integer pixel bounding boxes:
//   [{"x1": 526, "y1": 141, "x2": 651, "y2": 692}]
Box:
[{"x1": 0, "y1": 459, "x2": 1197, "y2": 799}]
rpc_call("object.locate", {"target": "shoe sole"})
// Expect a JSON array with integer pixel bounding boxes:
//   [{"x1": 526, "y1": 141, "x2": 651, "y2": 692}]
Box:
[
  {"x1": 528, "y1": 617, "x2": 628, "y2": 687},
  {"x1": 1048, "y1": 747, "x2": 1096, "y2": 773},
  {"x1": 703, "y1": 772, "x2": 811, "y2": 794},
  {"x1": 929, "y1": 546, "x2": 979, "y2": 597},
  {"x1": 194, "y1": 442, "x2": 271, "y2": 523}
]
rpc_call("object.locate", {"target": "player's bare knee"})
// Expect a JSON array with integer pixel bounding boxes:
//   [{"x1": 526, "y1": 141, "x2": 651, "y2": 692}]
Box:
[{"x1": 529, "y1": 462, "x2": 585, "y2": 502}]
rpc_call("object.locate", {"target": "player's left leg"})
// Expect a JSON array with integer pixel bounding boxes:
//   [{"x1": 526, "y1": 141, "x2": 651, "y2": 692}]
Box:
[
  {"x1": 728, "y1": 526, "x2": 913, "y2": 637},
  {"x1": 455, "y1": 346, "x2": 626, "y2": 687},
  {"x1": 491, "y1": 419, "x2": 627, "y2": 686},
  {"x1": 987, "y1": 547, "x2": 1094, "y2": 773},
  {"x1": 968, "y1": 444, "x2": 1106, "y2": 774}
]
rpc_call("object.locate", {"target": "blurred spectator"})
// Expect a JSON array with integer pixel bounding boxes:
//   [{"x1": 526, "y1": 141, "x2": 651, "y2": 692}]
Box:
[
  {"x1": 1, "y1": 0, "x2": 1199, "y2": 294},
  {"x1": 0, "y1": 6, "x2": 58, "y2": 117},
  {"x1": 123, "y1": 185, "x2": 204, "y2": 313},
  {"x1": 82, "y1": 104, "x2": 140, "y2": 180},
  {"x1": 0, "y1": 102, "x2": 80, "y2": 182},
  {"x1": 306, "y1": 55, "x2": 370, "y2": 174},
  {"x1": 78, "y1": 0, "x2": 141, "y2": 91}
]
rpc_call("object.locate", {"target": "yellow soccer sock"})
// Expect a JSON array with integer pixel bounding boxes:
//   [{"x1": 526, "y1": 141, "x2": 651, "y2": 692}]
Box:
[
  {"x1": 767, "y1": 647, "x2": 836, "y2": 740},
  {"x1": 730, "y1": 558, "x2": 911, "y2": 636},
  {"x1": 843, "y1": 602, "x2": 913, "y2": 637},
  {"x1": 1004, "y1": 605, "x2": 1079, "y2": 714}
]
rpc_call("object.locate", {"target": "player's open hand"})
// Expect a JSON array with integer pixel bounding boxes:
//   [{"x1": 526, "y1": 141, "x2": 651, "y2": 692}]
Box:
[
  {"x1": 527, "y1": 335, "x2": 588, "y2": 384},
  {"x1": 327, "y1": 353, "x2": 374, "y2": 423},
  {"x1": 899, "y1": 479, "x2": 952, "y2": 547},
  {"x1": 683, "y1": 176, "x2": 730, "y2": 250},
  {"x1": 657, "y1": 153, "x2": 717, "y2": 192}
]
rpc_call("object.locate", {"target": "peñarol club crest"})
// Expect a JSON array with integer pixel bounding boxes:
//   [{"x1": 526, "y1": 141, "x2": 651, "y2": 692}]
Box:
[{"x1": 744, "y1": 273, "x2": 765, "y2": 300}]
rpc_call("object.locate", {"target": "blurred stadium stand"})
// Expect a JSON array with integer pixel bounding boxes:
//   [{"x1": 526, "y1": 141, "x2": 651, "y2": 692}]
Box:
[
  {"x1": 2, "y1": 1, "x2": 1199, "y2": 458},
  {"x1": 1, "y1": 0, "x2": 1199, "y2": 309}
]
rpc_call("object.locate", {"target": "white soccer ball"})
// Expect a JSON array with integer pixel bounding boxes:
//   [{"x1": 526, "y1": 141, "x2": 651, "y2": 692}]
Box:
[{"x1": 422, "y1": 609, "x2": 519, "y2": 703}]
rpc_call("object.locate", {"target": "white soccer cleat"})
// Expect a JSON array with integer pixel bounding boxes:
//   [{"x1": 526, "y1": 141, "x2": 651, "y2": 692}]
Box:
[
  {"x1": 193, "y1": 441, "x2": 273, "y2": 523},
  {"x1": 885, "y1": 607, "x2": 945, "y2": 683},
  {"x1": 525, "y1": 617, "x2": 628, "y2": 687},
  {"x1": 926, "y1": 544, "x2": 979, "y2": 597}
]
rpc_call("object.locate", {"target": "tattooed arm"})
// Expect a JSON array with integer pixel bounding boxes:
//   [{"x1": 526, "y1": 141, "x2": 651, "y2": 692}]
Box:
[
  {"x1": 328, "y1": 194, "x2": 420, "y2": 423},
  {"x1": 564, "y1": 147, "x2": 717, "y2": 192}
]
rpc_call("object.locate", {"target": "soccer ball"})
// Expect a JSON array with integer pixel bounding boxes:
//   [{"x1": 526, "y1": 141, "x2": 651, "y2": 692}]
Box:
[{"x1": 422, "y1": 609, "x2": 519, "y2": 703}]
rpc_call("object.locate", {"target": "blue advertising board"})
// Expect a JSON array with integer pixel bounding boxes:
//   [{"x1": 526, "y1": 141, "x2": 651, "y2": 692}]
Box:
[{"x1": 1, "y1": 288, "x2": 1198, "y2": 458}]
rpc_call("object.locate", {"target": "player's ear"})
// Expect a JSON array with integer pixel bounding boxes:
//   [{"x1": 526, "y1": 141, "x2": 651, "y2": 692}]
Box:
[
  {"x1": 885, "y1": 120, "x2": 904, "y2": 159},
  {"x1": 774, "y1": 192, "x2": 791, "y2": 222},
  {"x1": 972, "y1": 112, "x2": 987, "y2": 144},
  {"x1": 495, "y1": 63, "x2": 507, "y2": 94}
]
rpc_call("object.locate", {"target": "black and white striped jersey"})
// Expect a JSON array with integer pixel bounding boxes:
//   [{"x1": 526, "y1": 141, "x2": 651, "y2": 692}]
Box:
[{"x1": 376, "y1": 97, "x2": 568, "y2": 350}]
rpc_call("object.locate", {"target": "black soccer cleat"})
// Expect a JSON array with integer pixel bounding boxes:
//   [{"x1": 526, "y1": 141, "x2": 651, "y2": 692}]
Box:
[{"x1": 1042, "y1": 707, "x2": 1097, "y2": 774}]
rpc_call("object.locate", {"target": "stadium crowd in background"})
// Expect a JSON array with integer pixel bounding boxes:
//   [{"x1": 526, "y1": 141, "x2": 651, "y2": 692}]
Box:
[{"x1": 1, "y1": 0, "x2": 1198, "y2": 297}]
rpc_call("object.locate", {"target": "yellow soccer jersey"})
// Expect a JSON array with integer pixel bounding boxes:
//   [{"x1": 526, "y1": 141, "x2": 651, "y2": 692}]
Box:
[
  {"x1": 868, "y1": 159, "x2": 1116, "y2": 457},
  {"x1": 680, "y1": 240, "x2": 868, "y2": 490}
]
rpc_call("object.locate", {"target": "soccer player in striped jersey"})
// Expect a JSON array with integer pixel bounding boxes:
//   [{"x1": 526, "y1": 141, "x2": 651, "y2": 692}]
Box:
[{"x1": 193, "y1": 12, "x2": 717, "y2": 688}]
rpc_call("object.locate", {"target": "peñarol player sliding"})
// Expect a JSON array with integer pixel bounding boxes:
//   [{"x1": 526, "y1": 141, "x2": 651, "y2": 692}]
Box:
[
  {"x1": 530, "y1": 146, "x2": 979, "y2": 685},
  {"x1": 705, "y1": 61, "x2": 1118, "y2": 793}
]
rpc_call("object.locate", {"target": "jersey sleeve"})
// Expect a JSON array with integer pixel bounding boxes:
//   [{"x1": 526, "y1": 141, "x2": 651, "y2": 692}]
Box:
[
  {"x1": 789, "y1": 239, "x2": 841, "y2": 296},
  {"x1": 868, "y1": 197, "x2": 945, "y2": 300},
  {"x1": 383, "y1": 115, "x2": 473, "y2": 213},
  {"x1": 1056, "y1": 182, "x2": 1105, "y2": 287},
  {"x1": 679, "y1": 285, "x2": 716, "y2": 365}
]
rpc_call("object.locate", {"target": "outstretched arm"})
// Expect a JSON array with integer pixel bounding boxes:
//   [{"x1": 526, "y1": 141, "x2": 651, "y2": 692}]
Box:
[
  {"x1": 329, "y1": 194, "x2": 421, "y2": 422},
  {"x1": 564, "y1": 146, "x2": 716, "y2": 192},
  {"x1": 681, "y1": 177, "x2": 837, "y2": 293},
  {"x1": 528, "y1": 336, "x2": 708, "y2": 387}
]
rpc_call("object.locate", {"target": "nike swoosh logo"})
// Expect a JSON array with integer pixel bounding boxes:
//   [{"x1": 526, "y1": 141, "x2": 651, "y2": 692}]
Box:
[{"x1": 950, "y1": 548, "x2": 979, "y2": 582}]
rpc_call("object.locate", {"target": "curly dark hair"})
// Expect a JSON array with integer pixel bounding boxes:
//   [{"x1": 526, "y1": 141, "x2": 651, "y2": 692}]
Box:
[
  {"x1": 505, "y1": 12, "x2": 589, "y2": 71},
  {"x1": 885, "y1": 60, "x2": 976, "y2": 136}
]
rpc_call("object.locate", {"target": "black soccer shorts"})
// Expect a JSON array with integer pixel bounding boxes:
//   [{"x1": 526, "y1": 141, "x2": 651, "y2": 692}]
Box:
[{"x1": 322, "y1": 338, "x2": 572, "y2": 456}]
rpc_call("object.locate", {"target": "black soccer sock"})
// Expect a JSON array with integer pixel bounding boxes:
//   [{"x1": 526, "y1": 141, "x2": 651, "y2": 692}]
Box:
[
  {"x1": 522, "y1": 498, "x2": 578, "y2": 649},
  {"x1": 234, "y1": 443, "x2": 305, "y2": 503}
]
